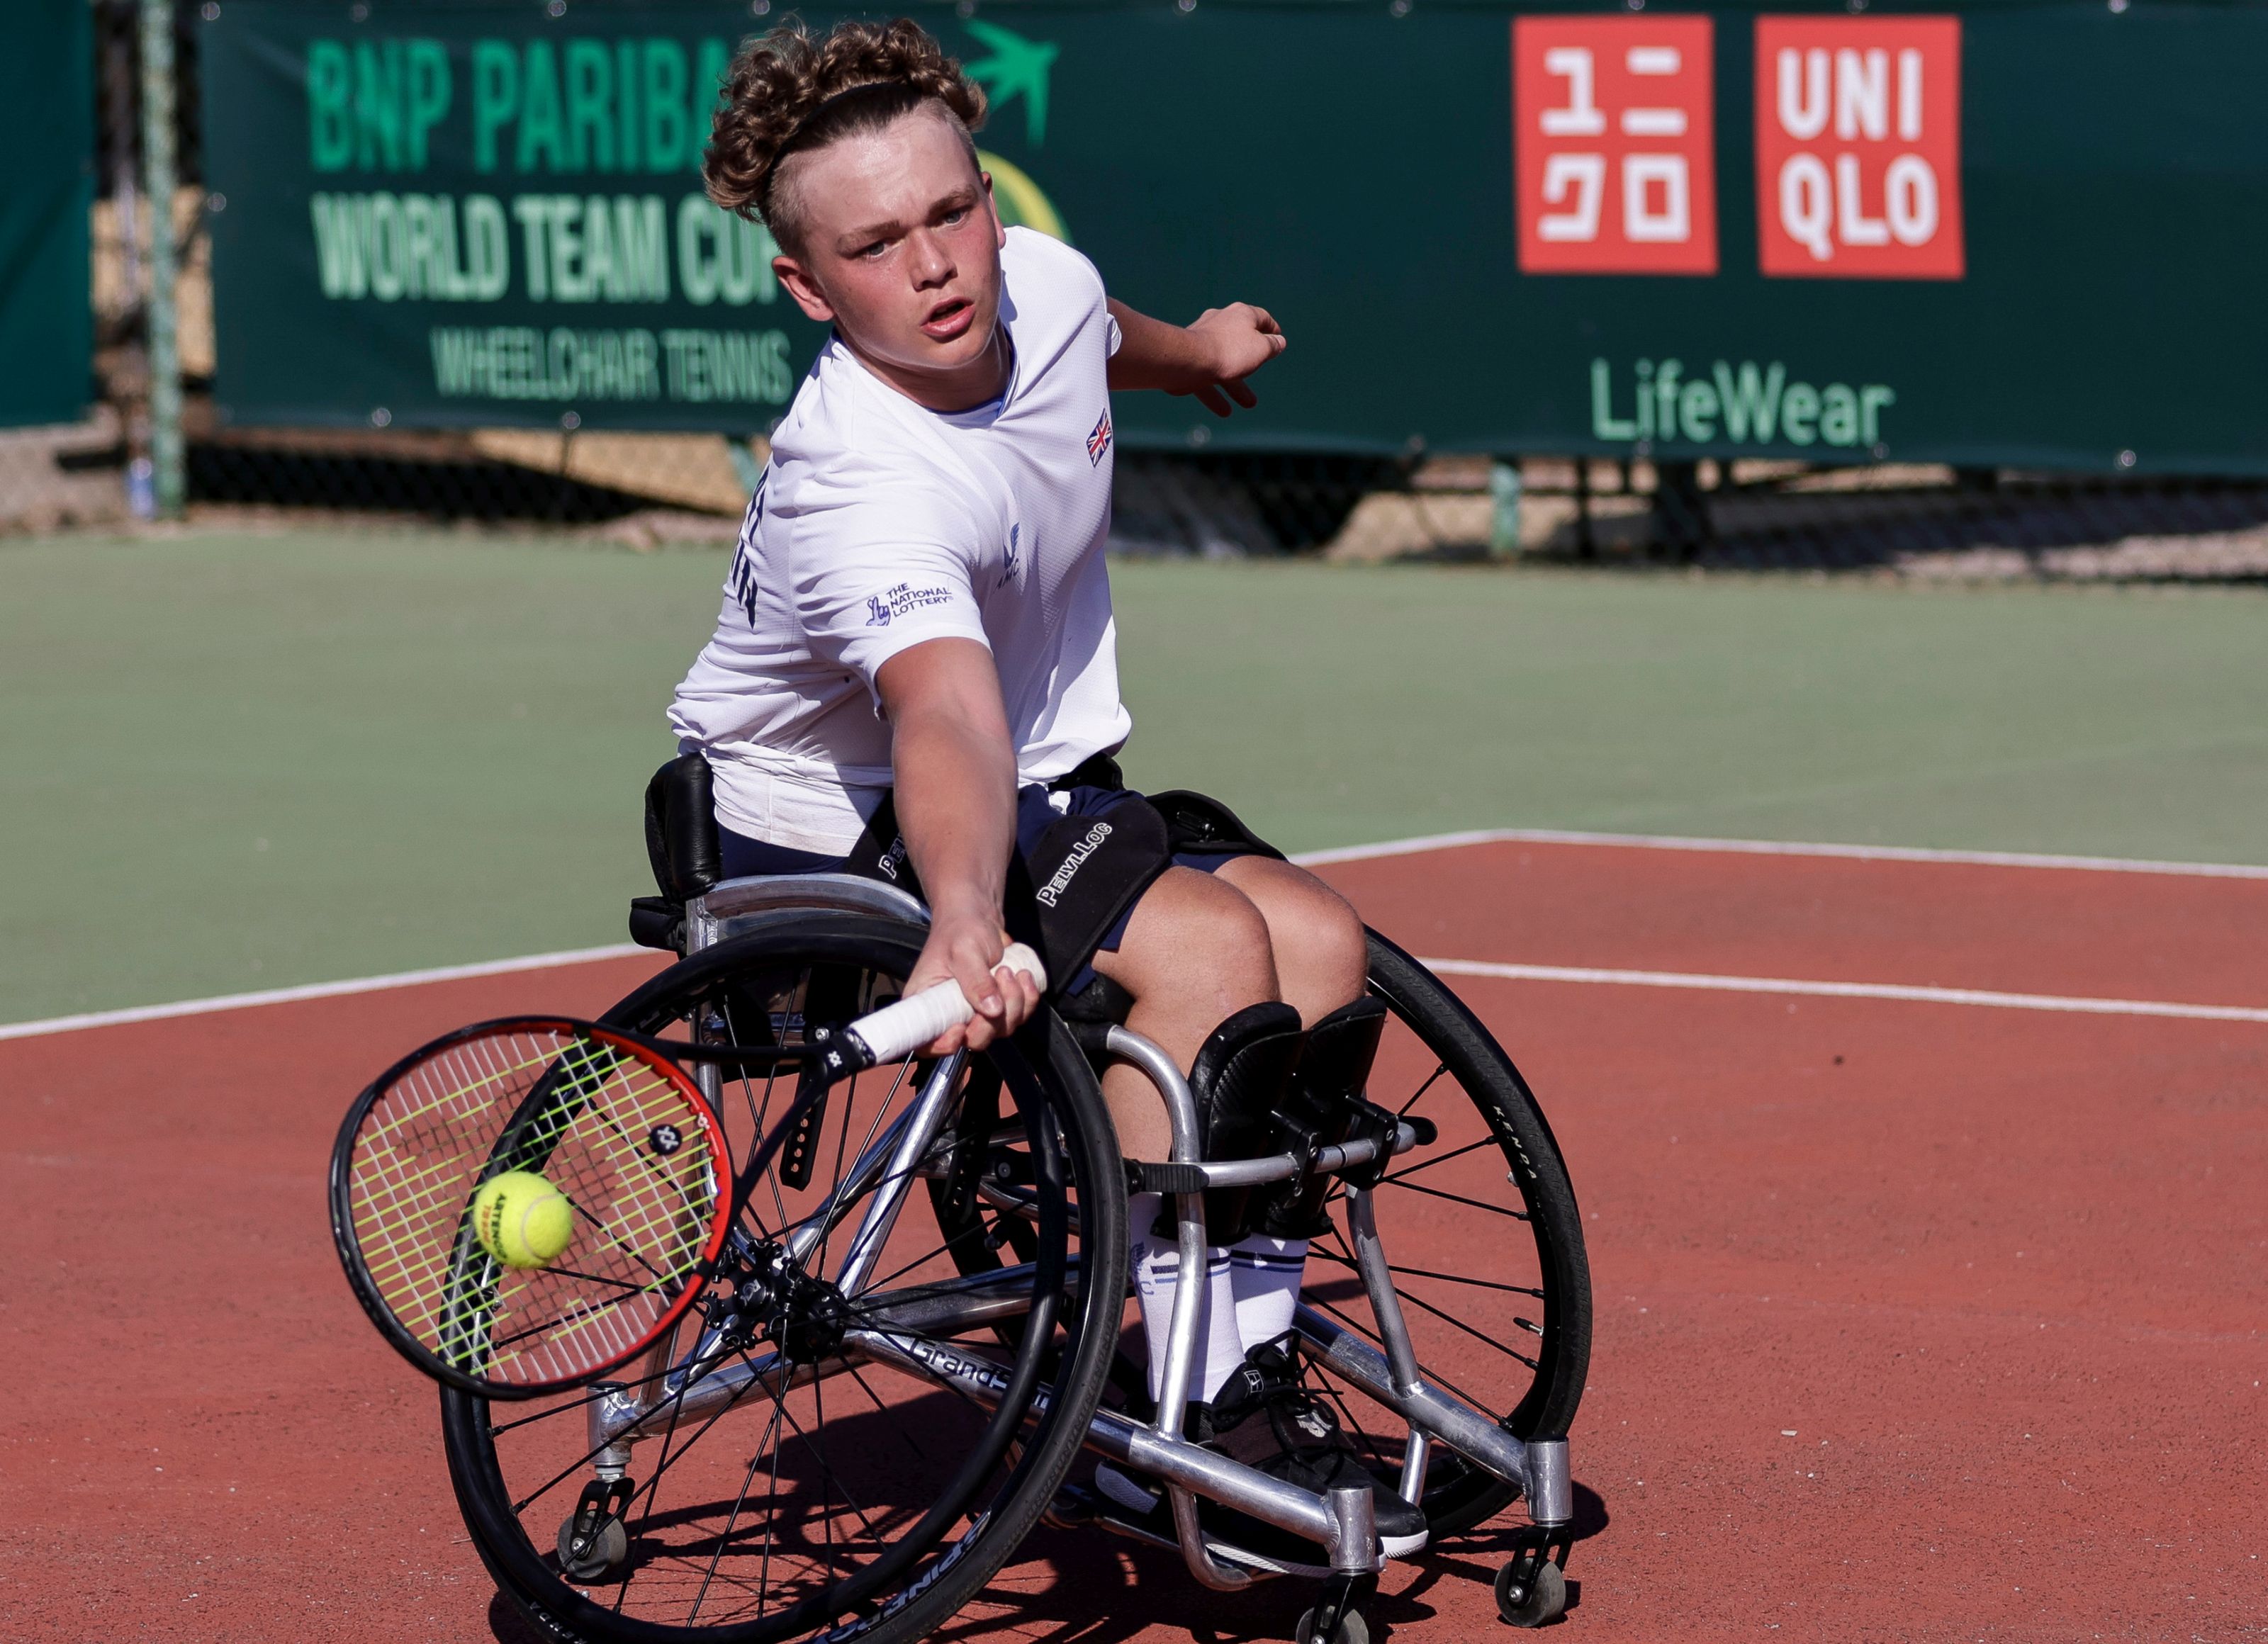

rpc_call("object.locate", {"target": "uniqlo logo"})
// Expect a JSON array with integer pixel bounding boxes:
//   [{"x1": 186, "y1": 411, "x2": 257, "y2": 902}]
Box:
[
  {"x1": 1755, "y1": 18, "x2": 1963, "y2": 278},
  {"x1": 1514, "y1": 16, "x2": 1717, "y2": 276}
]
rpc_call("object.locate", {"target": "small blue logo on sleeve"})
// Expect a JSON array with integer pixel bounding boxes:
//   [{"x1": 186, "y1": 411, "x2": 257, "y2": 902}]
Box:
[
  {"x1": 1086, "y1": 407, "x2": 1113, "y2": 466},
  {"x1": 865, "y1": 595, "x2": 892, "y2": 627}
]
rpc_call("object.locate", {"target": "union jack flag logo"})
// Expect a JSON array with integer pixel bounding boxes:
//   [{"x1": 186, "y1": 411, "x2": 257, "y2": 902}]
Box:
[{"x1": 1086, "y1": 407, "x2": 1113, "y2": 467}]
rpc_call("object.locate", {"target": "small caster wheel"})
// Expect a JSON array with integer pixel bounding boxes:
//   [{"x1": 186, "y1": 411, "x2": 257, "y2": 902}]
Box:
[
  {"x1": 1295, "y1": 1604, "x2": 1371, "y2": 1644},
  {"x1": 557, "y1": 1511, "x2": 628, "y2": 1583},
  {"x1": 1495, "y1": 1558, "x2": 1566, "y2": 1628}
]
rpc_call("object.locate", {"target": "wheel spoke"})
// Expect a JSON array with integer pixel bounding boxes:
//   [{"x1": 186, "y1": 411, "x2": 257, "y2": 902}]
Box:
[
  {"x1": 775, "y1": 1375, "x2": 887, "y2": 1548},
  {"x1": 757, "y1": 1383, "x2": 784, "y2": 1618},
  {"x1": 1394, "y1": 1061, "x2": 1451, "y2": 1118},
  {"x1": 612, "y1": 1354, "x2": 706, "y2": 1614},
  {"x1": 1387, "y1": 1281, "x2": 1541, "y2": 1372},
  {"x1": 845, "y1": 1210, "x2": 1001, "y2": 1300},
  {"x1": 1381, "y1": 1176, "x2": 1531, "y2": 1221},
  {"x1": 486, "y1": 1360, "x2": 678, "y2": 1441},
  {"x1": 1303, "y1": 1288, "x2": 1503, "y2": 1423},
  {"x1": 1306, "y1": 1246, "x2": 1544, "y2": 1300},
  {"x1": 1313, "y1": 1224, "x2": 1510, "y2": 1417},
  {"x1": 688, "y1": 1402, "x2": 784, "y2": 1622},
  {"x1": 841, "y1": 1357, "x2": 930, "y2": 1465},
  {"x1": 1308, "y1": 1362, "x2": 1395, "y2": 1475},
  {"x1": 1379, "y1": 1136, "x2": 1497, "y2": 1183},
  {"x1": 722, "y1": 989, "x2": 795, "y2": 1236}
]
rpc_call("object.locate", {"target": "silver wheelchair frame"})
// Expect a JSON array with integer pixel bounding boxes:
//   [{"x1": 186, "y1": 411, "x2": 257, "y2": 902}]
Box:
[{"x1": 585, "y1": 873, "x2": 1573, "y2": 1612}]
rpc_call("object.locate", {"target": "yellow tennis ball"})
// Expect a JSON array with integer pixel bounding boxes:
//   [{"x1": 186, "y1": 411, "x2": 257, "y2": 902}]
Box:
[{"x1": 472, "y1": 1171, "x2": 573, "y2": 1269}]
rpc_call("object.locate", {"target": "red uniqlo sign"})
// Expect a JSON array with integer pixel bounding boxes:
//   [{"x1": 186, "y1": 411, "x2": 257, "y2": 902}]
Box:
[
  {"x1": 1514, "y1": 16, "x2": 1717, "y2": 275},
  {"x1": 1754, "y1": 17, "x2": 1964, "y2": 278}
]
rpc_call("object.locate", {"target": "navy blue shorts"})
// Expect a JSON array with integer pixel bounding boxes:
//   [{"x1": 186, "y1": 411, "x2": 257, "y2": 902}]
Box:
[{"x1": 718, "y1": 784, "x2": 1249, "y2": 993}]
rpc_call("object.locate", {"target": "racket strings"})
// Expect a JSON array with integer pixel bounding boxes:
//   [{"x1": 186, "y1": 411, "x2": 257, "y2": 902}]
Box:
[{"x1": 346, "y1": 1026, "x2": 724, "y2": 1390}]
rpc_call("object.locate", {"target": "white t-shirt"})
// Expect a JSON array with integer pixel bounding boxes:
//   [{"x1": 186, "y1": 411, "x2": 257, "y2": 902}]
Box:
[{"x1": 668, "y1": 227, "x2": 1132, "y2": 854}]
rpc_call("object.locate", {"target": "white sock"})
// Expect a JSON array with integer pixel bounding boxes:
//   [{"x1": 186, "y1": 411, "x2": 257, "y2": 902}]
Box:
[
  {"x1": 1126, "y1": 1193, "x2": 1248, "y2": 1405},
  {"x1": 1230, "y1": 1231, "x2": 1308, "y2": 1354}
]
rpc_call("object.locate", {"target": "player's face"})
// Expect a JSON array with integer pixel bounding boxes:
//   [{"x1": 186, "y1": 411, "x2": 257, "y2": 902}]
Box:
[{"x1": 773, "y1": 110, "x2": 1008, "y2": 409}]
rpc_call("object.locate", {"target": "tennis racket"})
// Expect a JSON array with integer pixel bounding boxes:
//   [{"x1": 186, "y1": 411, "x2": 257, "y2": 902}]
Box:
[{"x1": 330, "y1": 946, "x2": 1044, "y2": 1399}]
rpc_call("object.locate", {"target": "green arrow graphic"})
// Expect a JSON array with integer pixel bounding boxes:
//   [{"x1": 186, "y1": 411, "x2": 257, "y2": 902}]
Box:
[{"x1": 962, "y1": 20, "x2": 1058, "y2": 147}]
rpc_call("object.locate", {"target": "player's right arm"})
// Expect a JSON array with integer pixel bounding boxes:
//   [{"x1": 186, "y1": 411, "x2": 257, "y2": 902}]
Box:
[{"x1": 876, "y1": 638, "x2": 1042, "y2": 1054}]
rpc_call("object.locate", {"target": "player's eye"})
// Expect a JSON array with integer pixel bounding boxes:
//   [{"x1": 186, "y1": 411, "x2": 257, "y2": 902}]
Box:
[
  {"x1": 857, "y1": 238, "x2": 892, "y2": 260},
  {"x1": 941, "y1": 206, "x2": 970, "y2": 227}
]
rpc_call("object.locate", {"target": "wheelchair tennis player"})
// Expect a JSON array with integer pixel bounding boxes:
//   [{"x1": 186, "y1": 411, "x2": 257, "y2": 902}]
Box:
[{"x1": 663, "y1": 18, "x2": 1425, "y2": 1566}]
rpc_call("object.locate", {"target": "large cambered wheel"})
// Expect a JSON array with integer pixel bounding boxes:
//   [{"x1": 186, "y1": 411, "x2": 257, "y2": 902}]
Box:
[
  {"x1": 1299, "y1": 930, "x2": 1592, "y2": 1540},
  {"x1": 438, "y1": 912, "x2": 1127, "y2": 1644}
]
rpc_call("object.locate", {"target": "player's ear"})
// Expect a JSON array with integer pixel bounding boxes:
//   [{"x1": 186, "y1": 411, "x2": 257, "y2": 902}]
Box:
[
  {"x1": 982, "y1": 173, "x2": 1006, "y2": 249},
  {"x1": 773, "y1": 254, "x2": 836, "y2": 325}
]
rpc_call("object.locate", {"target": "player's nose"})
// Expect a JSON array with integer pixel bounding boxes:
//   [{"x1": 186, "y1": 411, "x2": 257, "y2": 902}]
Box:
[{"x1": 907, "y1": 227, "x2": 956, "y2": 287}]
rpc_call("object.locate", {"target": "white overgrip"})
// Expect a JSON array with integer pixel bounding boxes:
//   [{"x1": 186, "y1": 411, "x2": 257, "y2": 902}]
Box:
[{"x1": 844, "y1": 942, "x2": 1047, "y2": 1066}]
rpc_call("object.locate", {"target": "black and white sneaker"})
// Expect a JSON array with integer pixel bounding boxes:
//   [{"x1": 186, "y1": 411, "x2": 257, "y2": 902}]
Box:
[{"x1": 1091, "y1": 1337, "x2": 1429, "y2": 1574}]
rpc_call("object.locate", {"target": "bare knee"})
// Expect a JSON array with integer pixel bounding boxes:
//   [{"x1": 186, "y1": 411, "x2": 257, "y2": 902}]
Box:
[
  {"x1": 1096, "y1": 866, "x2": 1278, "y2": 1021},
  {"x1": 1216, "y1": 857, "x2": 1368, "y2": 1023},
  {"x1": 1094, "y1": 869, "x2": 1279, "y2": 1159}
]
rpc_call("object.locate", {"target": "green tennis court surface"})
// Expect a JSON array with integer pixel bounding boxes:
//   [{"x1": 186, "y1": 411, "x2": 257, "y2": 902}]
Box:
[{"x1": 4, "y1": 528, "x2": 2263, "y2": 1025}]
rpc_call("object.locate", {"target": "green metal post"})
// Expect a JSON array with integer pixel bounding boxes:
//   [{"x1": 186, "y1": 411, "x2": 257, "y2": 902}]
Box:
[
  {"x1": 1488, "y1": 459, "x2": 1522, "y2": 558},
  {"x1": 140, "y1": 0, "x2": 184, "y2": 518}
]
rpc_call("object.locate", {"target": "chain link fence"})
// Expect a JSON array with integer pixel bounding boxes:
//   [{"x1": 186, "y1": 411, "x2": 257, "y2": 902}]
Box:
[
  {"x1": 6, "y1": 1, "x2": 2262, "y2": 585},
  {"x1": 1320, "y1": 456, "x2": 2268, "y2": 581}
]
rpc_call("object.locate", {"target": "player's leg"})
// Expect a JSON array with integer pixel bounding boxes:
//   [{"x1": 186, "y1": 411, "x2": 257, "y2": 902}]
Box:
[
  {"x1": 1211, "y1": 855, "x2": 1369, "y2": 1026},
  {"x1": 1087, "y1": 867, "x2": 1289, "y2": 1412},
  {"x1": 1169, "y1": 857, "x2": 1425, "y2": 1556},
  {"x1": 1087, "y1": 855, "x2": 1424, "y2": 1559},
  {"x1": 1087, "y1": 863, "x2": 1281, "y2": 1161}
]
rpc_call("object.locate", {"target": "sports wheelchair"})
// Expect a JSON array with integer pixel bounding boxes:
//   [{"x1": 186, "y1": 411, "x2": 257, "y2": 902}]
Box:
[{"x1": 440, "y1": 819, "x2": 1591, "y2": 1643}]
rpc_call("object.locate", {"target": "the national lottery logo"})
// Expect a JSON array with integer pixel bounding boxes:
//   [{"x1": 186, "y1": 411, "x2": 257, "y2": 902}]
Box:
[
  {"x1": 1514, "y1": 16, "x2": 1718, "y2": 276},
  {"x1": 1753, "y1": 18, "x2": 1964, "y2": 279},
  {"x1": 865, "y1": 582, "x2": 955, "y2": 628}
]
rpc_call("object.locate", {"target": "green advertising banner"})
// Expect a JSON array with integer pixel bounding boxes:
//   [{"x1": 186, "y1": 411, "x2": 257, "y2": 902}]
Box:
[
  {"x1": 201, "y1": 1, "x2": 2268, "y2": 473},
  {"x1": 1, "y1": 0, "x2": 95, "y2": 427}
]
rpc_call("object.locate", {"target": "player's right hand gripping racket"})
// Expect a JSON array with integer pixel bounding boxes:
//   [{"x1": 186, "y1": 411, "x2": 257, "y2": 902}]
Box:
[{"x1": 329, "y1": 946, "x2": 1044, "y2": 1400}]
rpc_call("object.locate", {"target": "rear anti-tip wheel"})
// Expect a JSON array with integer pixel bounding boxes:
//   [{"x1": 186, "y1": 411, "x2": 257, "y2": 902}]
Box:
[
  {"x1": 1295, "y1": 1604, "x2": 1371, "y2": 1644},
  {"x1": 1495, "y1": 1558, "x2": 1567, "y2": 1628}
]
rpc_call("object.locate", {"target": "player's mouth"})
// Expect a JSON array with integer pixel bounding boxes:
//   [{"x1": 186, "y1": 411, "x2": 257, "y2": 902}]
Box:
[{"x1": 920, "y1": 297, "x2": 976, "y2": 342}]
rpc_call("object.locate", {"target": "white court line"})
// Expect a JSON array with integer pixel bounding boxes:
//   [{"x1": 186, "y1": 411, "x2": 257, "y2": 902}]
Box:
[
  {"x1": 6, "y1": 826, "x2": 2264, "y2": 1045},
  {"x1": 1420, "y1": 957, "x2": 2268, "y2": 1025},
  {"x1": 1295, "y1": 828, "x2": 2268, "y2": 879},
  {"x1": 0, "y1": 943, "x2": 650, "y2": 1045}
]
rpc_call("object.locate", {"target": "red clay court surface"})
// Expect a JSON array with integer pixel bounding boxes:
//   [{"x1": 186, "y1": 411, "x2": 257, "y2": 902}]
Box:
[{"x1": 4, "y1": 838, "x2": 2262, "y2": 1643}]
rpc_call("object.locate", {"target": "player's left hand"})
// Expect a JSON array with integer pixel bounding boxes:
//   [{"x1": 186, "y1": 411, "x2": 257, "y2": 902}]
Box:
[{"x1": 1179, "y1": 303, "x2": 1287, "y2": 417}]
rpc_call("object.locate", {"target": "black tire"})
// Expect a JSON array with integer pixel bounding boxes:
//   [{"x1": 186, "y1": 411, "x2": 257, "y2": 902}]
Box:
[
  {"x1": 1298, "y1": 930, "x2": 1592, "y2": 1540},
  {"x1": 440, "y1": 912, "x2": 1127, "y2": 1644}
]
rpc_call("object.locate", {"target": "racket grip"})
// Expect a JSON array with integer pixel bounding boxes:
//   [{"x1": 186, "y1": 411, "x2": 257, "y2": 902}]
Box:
[{"x1": 843, "y1": 942, "x2": 1046, "y2": 1068}]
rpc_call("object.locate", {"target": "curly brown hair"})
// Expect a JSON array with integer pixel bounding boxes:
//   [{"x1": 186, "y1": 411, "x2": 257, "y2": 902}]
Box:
[{"x1": 704, "y1": 18, "x2": 989, "y2": 248}]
